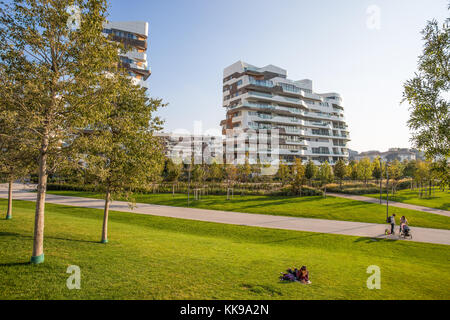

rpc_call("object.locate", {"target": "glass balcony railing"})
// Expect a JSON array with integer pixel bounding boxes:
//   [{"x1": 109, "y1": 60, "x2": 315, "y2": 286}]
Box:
[
  {"x1": 248, "y1": 91, "x2": 273, "y2": 98},
  {"x1": 249, "y1": 78, "x2": 274, "y2": 88}
]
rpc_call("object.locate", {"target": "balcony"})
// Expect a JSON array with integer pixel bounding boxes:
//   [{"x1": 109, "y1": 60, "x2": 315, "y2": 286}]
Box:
[
  {"x1": 249, "y1": 78, "x2": 274, "y2": 88},
  {"x1": 111, "y1": 35, "x2": 147, "y2": 49},
  {"x1": 124, "y1": 51, "x2": 147, "y2": 62}
]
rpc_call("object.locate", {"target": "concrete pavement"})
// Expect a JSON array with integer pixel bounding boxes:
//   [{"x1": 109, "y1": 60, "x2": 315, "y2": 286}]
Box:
[
  {"x1": 328, "y1": 193, "x2": 450, "y2": 218},
  {"x1": 1, "y1": 189, "x2": 449, "y2": 246}
]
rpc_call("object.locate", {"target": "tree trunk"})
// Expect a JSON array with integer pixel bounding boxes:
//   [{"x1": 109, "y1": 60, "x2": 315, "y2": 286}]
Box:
[
  {"x1": 31, "y1": 134, "x2": 49, "y2": 264},
  {"x1": 101, "y1": 189, "x2": 111, "y2": 243},
  {"x1": 6, "y1": 180, "x2": 13, "y2": 220}
]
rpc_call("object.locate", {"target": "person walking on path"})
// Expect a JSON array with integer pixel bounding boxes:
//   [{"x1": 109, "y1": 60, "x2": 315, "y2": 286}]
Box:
[
  {"x1": 400, "y1": 216, "x2": 408, "y2": 233},
  {"x1": 388, "y1": 214, "x2": 396, "y2": 235}
]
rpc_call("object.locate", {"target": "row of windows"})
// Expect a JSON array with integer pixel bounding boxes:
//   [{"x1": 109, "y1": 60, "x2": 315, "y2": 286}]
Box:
[
  {"x1": 223, "y1": 80, "x2": 243, "y2": 92},
  {"x1": 281, "y1": 145, "x2": 307, "y2": 151},
  {"x1": 312, "y1": 129, "x2": 330, "y2": 136},
  {"x1": 224, "y1": 91, "x2": 241, "y2": 101},
  {"x1": 278, "y1": 82, "x2": 313, "y2": 94},
  {"x1": 103, "y1": 28, "x2": 138, "y2": 40},
  {"x1": 312, "y1": 147, "x2": 330, "y2": 154}
]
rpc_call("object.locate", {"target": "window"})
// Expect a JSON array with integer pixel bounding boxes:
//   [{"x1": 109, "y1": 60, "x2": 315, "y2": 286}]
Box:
[
  {"x1": 312, "y1": 147, "x2": 330, "y2": 154},
  {"x1": 312, "y1": 129, "x2": 330, "y2": 136},
  {"x1": 120, "y1": 57, "x2": 134, "y2": 64},
  {"x1": 279, "y1": 83, "x2": 300, "y2": 93}
]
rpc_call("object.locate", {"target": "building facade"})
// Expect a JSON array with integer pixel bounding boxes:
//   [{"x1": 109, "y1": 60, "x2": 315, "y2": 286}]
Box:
[
  {"x1": 157, "y1": 133, "x2": 223, "y2": 165},
  {"x1": 103, "y1": 21, "x2": 151, "y2": 88},
  {"x1": 220, "y1": 61, "x2": 350, "y2": 165}
]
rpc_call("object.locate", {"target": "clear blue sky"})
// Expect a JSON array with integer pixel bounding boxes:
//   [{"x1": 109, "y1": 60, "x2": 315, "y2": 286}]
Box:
[{"x1": 107, "y1": 0, "x2": 448, "y2": 152}]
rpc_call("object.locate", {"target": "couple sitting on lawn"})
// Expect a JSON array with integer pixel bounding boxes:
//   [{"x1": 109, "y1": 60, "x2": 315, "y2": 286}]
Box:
[{"x1": 280, "y1": 266, "x2": 311, "y2": 284}]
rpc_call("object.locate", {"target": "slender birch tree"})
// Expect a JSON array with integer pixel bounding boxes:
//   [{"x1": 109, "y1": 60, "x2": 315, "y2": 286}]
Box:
[
  {"x1": 0, "y1": 113, "x2": 37, "y2": 220},
  {"x1": 333, "y1": 158, "x2": 347, "y2": 190},
  {"x1": 74, "y1": 73, "x2": 165, "y2": 244},
  {"x1": 292, "y1": 158, "x2": 305, "y2": 196},
  {"x1": 318, "y1": 161, "x2": 334, "y2": 198},
  {"x1": 0, "y1": 65, "x2": 37, "y2": 219},
  {"x1": 0, "y1": 0, "x2": 120, "y2": 263}
]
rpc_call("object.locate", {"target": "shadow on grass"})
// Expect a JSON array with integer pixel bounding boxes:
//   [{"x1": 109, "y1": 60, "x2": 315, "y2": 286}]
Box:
[
  {"x1": 47, "y1": 236, "x2": 99, "y2": 244},
  {"x1": 354, "y1": 235, "x2": 400, "y2": 243},
  {"x1": 262, "y1": 232, "x2": 329, "y2": 244},
  {"x1": 0, "y1": 262, "x2": 31, "y2": 267},
  {"x1": 0, "y1": 231, "x2": 98, "y2": 244}
]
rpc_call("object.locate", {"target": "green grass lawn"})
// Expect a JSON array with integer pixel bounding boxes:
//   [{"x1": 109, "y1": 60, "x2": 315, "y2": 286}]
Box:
[
  {"x1": 46, "y1": 190, "x2": 450, "y2": 230},
  {"x1": 364, "y1": 188, "x2": 450, "y2": 211},
  {"x1": 0, "y1": 199, "x2": 449, "y2": 300}
]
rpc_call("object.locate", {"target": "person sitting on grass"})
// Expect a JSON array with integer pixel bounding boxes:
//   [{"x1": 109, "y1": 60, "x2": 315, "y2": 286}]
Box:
[{"x1": 296, "y1": 266, "x2": 311, "y2": 284}]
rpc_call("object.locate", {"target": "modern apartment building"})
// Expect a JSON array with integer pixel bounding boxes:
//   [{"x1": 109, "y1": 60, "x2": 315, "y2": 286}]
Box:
[
  {"x1": 103, "y1": 21, "x2": 151, "y2": 88},
  {"x1": 220, "y1": 61, "x2": 350, "y2": 165}
]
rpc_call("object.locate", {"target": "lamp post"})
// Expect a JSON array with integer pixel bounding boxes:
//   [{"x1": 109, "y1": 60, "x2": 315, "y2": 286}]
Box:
[
  {"x1": 385, "y1": 161, "x2": 390, "y2": 221},
  {"x1": 379, "y1": 158, "x2": 383, "y2": 205},
  {"x1": 187, "y1": 162, "x2": 191, "y2": 207}
]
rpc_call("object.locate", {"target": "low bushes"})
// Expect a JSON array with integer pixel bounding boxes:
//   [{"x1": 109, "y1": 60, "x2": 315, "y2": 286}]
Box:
[{"x1": 46, "y1": 183, "x2": 323, "y2": 197}]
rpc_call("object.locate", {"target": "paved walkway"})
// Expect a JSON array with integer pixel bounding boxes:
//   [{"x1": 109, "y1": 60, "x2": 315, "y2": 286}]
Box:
[
  {"x1": 1, "y1": 190, "x2": 449, "y2": 246},
  {"x1": 328, "y1": 193, "x2": 450, "y2": 218}
]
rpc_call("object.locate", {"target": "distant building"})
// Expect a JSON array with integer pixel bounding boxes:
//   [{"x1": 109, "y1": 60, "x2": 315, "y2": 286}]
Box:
[
  {"x1": 348, "y1": 149, "x2": 359, "y2": 161},
  {"x1": 157, "y1": 133, "x2": 223, "y2": 164},
  {"x1": 351, "y1": 148, "x2": 418, "y2": 162}
]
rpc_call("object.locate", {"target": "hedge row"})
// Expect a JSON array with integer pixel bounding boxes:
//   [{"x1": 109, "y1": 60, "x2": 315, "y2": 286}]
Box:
[{"x1": 46, "y1": 183, "x2": 323, "y2": 197}]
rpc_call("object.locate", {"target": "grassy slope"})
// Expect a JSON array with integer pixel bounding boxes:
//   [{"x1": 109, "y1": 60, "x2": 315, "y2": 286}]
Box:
[
  {"x1": 46, "y1": 191, "x2": 450, "y2": 230},
  {"x1": 1, "y1": 199, "x2": 449, "y2": 300},
  {"x1": 364, "y1": 188, "x2": 450, "y2": 211}
]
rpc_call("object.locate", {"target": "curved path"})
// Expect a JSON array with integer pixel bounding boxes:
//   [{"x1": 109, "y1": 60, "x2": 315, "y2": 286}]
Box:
[
  {"x1": 327, "y1": 193, "x2": 450, "y2": 217},
  {"x1": 1, "y1": 190, "x2": 449, "y2": 246}
]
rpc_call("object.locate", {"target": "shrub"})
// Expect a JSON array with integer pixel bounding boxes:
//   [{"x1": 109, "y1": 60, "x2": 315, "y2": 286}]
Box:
[{"x1": 46, "y1": 183, "x2": 324, "y2": 197}]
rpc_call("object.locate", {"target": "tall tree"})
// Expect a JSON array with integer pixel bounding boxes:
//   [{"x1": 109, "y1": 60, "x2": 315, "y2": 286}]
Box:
[
  {"x1": 76, "y1": 74, "x2": 165, "y2": 244},
  {"x1": 163, "y1": 158, "x2": 182, "y2": 183},
  {"x1": 402, "y1": 7, "x2": 449, "y2": 187},
  {"x1": 305, "y1": 160, "x2": 317, "y2": 187},
  {"x1": 163, "y1": 158, "x2": 183, "y2": 196},
  {"x1": 333, "y1": 159, "x2": 347, "y2": 190},
  {"x1": 388, "y1": 160, "x2": 404, "y2": 195},
  {"x1": 276, "y1": 163, "x2": 291, "y2": 186},
  {"x1": 225, "y1": 164, "x2": 238, "y2": 188},
  {"x1": 403, "y1": 160, "x2": 417, "y2": 179},
  {"x1": 357, "y1": 157, "x2": 373, "y2": 187},
  {"x1": 349, "y1": 160, "x2": 359, "y2": 182},
  {"x1": 0, "y1": 0, "x2": 120, "y2": 263},
  {"x1": 291, "y1": 158, "x2": 305, "y2": 196},
  {"x1": 238, "y1": 158, "x2": 252, "y2": 183},
  {"x1": 414, "y1": 161, "x2": 431, "y2": 198},
  {"x1": 318, "y1": 161, "x2": 334, "y2": 197},
  {"x1": 0, "y1": 100, "x2": 37, "y2": 219},
  {"x1": 372, "y1": 157, "x2": 383, "y2": 183},
  {"x1": 209, "y1": 161, "x2": 224, "y2": 182}
]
